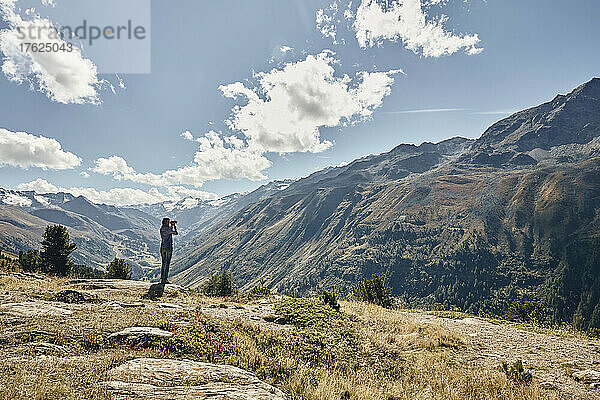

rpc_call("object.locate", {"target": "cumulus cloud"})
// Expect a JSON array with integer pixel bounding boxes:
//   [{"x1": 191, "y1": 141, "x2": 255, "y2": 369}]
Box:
[
  {"x1": 17, "y1": 177, "x2": 59, "y2": 192},
  {"x1": 353, "y1": 0, "x2": 482, "y2": 57},
  {"x1": 92, "y1": 132, "x2": 271, "y2": 187},
  {"x1": 0, "y1": 128, "x2": 81, "y2": 169},
  {"x1": 180, "y1": 130, "x2": 194, "y2": 141},
  {"x1": 17, "y1": 178, "x2": 218, "y2": 206},
  {"x1": 0, "y1": 0, "x2": 101, "y2": 104},
  {"x1": 92, "y1": 51, "x2": 399, "y2": 188},
  {"x1": 220, "y1": 50, "x2": 402, "y2": 154},
  {"x1": 317, "y1": 0, "x2": 482, "y2": 57}
]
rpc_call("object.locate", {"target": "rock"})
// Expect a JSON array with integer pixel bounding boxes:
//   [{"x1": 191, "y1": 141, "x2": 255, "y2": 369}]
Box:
[
  {"x1": 460, "y1": 317, "x2": 485, "y2": 325},
  {"x1": 107, "y1": 327, "x2": 172, "y2": 346},
  {"x1": 0, "y1": 301, "x2": 73, "y2": 317},
  {"x1": 104, "y1": 358, "x2": 286, "y2": 399},
  {"x1": 539, "y1": 381, "x2": 558, "y2": 390},
  {"x1": 106, "y1": 301, "x2": 145, "y2": 308},
  {"x1": 53, "y1": 289, "x2": 99, "y2": 304},
  {"x1": 143, "y1": 283, "x2": 166, "y2": 300},
  {"x1": 262, "y1": 314, "x2": 287, "y2": 325},
  {"x1": 27, "y1": 341, "x2": 69, "y2": 356},
  {"x1": 64, "y1": 279, "x2": 186, "y2": 296},
  {"x1": 572, "y1": 369, "x2": 600, "y2": 384},
  {"x1": 158, "y1": 302, "x2": 183, "y2": 310}
]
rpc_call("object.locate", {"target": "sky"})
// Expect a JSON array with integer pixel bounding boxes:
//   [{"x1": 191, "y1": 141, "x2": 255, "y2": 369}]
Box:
[{"x1": 0, "y1": 0, "x2": 598, "y2": 205}]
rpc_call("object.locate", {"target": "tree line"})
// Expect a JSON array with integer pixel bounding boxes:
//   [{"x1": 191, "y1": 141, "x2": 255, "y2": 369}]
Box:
[{"x1": 17, "y1": 224, "x2": 131, "y2": 279}]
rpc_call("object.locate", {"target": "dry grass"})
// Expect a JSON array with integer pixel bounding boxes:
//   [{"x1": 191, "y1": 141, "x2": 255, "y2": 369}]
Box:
[{"x1": 0, "y1": 276, "x2": 561, "y2": 400}]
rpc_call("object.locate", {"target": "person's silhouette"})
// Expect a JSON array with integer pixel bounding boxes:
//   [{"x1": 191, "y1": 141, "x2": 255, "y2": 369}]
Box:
[{"x1": 159, "y1": 217, "x2": 178, "y2": 284}]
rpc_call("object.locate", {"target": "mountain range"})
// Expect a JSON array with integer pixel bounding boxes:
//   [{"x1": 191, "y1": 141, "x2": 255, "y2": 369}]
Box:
[
  {"x1": 171, "y1": 78, "x2": 600, "y2": 329},
  {"x1": 1, "y1": 78, "x2": 599, "y2": 329}
]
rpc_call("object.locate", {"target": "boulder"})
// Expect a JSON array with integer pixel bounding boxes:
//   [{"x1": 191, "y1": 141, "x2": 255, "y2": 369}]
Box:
[
  {"x1": 572, "y1": 369, "x2": 600, "y2": 384},
  {"x1": 104, "y1": 358, "x2": 286, "y2": 399},
  {"x1": 106, "y1": 327, "x2": 172, "y2": 346}
]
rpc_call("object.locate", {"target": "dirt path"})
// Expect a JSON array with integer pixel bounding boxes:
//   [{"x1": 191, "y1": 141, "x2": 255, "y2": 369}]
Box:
[{"x1": 401, "y1": 311, "x2": 600, "y2": 400}]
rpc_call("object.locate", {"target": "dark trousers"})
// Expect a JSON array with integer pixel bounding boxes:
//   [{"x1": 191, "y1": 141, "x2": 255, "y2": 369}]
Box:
[{"x1": 160, "y1": 247, "x2": 172, "y2": 282}]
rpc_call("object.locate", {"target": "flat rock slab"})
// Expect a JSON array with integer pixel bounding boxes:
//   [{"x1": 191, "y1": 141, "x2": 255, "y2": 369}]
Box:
[
  {"x1": 107, "y1": 327, "x2": 173, "y2": 346},
  {"x1": 0, "y1": 301, "x2": 73, "y2": 317},
  {"x1": 105, "y1": 301, "x2": 146, "y2": 308},
  {"x1": 64, "y1": 279, "x2": 186, "y2": 295},
  {"x1": 104, "y1": 358, "x2": 286, "y2": 399}
]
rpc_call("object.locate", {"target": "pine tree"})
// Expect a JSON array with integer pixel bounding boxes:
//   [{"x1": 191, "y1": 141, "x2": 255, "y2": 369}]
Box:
[
  {"x1": 105, "y1": 257, "x2": 132, "y2": 279},
  {"x1": 40, "y1": 225, "x2": 76, "y2": 276}
]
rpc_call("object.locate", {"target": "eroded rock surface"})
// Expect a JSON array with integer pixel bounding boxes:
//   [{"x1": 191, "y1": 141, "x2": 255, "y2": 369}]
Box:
[
  {"x1": 104, "y1": 358, "x2": 286, "y2": 400},
  {"x1": 107, "y1": 327, "x2": 172, "y2": 346},
  {"x1": 0, "y1": 301, "x2": 73, "y2": 317}
]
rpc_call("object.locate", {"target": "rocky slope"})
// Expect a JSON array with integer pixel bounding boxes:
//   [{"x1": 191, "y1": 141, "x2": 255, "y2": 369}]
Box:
[{"x1": 172, "y1": 78, "x2": 600, "y2": 330}]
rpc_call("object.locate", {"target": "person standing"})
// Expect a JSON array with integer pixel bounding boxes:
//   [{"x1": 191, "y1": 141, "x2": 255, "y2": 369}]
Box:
[{"x1": 159, "y1": 217, "x2": 178, "y2": 284}]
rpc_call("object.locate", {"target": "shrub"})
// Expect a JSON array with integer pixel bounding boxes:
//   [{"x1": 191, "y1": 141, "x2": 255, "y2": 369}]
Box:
[
  {"x1": 503, "y1": 300, "x2": 542, "y2": 323},
  {"x1": 155, "y1": 311, "x2": 236, "y2": 362},
  {"x1": 70, "y1": 264, "x2": 103, "y2": 279},
  {"x1": 320, "y1": 287, "x2": 340, "y2": 311},
  {"x1": 249, "y1": 285, "x2": 271, "y2": 299},
  {"x1": 81, "y1": 333, "x2": 103, "y2": 351},
  {"x1": 40, "y1": 225, "x2": 76, "y2": 276},
  {"x1": 202, "y1": 270, "x2": 238, "y2": 297},
  {"x1": 501, "y1": 360, "x2": 532, "y2": 385},
  {"x1": 18, "y1": 249, "x2": 42, "y2": 272},
  {"x1": 104, "y1": 258, "x2": 132, "y2": 279},
  {"x1": 353, "y1": 274, "x2": 393, "y2": 308}
]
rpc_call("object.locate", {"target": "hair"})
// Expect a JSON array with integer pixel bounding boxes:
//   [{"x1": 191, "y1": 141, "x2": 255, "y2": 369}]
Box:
[{"x1": 162, "y1": 217, "x2": 170, "y2": 226}]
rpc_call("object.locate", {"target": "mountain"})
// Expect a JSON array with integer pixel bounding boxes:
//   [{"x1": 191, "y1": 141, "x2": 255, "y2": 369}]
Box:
[
  {"x1": 0, "y1": 188, "x2": 161, "y2": 277},
  {"x1": 463, "y1": 78, "x2": 600, "y2": 166},
  {"x1": 128, "y1": 180, "x2": 293, "y2": 242},
  {"x1": 0, "y1": 180, "x2": 294, "y2": 279},
  {"x1": 172, "y1": 78, "x2": 600, "y2": 330}
]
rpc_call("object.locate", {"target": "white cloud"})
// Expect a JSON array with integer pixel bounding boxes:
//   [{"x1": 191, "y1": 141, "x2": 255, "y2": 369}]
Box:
[
  {"x1": 316, "y1": 3, "x2": 339, "y2": 43},
  {"x1": 0, "y1": 0, "x2": 101, "y2": 104},
  {"x1": 279, "y1": 46, "x2": 293, "y2": 53},
  {"x1": 0, "y1": 128, "x2": 81, "y2": 169},
  {"x1": 165, "y1": 186, "x2": 218, "y2": 201},
  {"x1": 17, "y1": 178, "x2": 59, "y2": 192},
  {"x1": 180, "y1": 130, "x2": 194, "y2": 141},
  {"x1": 220, "y1": 50, "x2": 402, "y2": 154},
  {"x1": 16, "y1": 179, "x2": 218, "y2": 206},
  {"x1": 92, "y1": 132, "x2": 271, "y2": 187},
  {"x1": 353, "y1": 0, "x2": 482, "y2": 57},
  {"x1": 93, "y1": 51, "x2": 399, "y2": 188},
  {"x1": 80, "y1": 171, "x2": 90, "y2": 178}
]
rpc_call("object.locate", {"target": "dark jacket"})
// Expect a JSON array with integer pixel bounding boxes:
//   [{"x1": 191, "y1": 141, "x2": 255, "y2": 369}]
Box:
[{"x1": 160, "y1": 224, "x2": 178, "y2": 249}]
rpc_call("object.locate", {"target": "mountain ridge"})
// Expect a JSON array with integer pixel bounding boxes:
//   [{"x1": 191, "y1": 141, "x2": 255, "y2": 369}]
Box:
[{"x1": 171, "y1": 78, "x2": 600, "y2": 330}]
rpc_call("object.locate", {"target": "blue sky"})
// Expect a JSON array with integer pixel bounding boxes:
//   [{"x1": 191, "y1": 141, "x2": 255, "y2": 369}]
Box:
[{"x1": 0, "y1": 0, "x2": 598, "y2": 205}]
